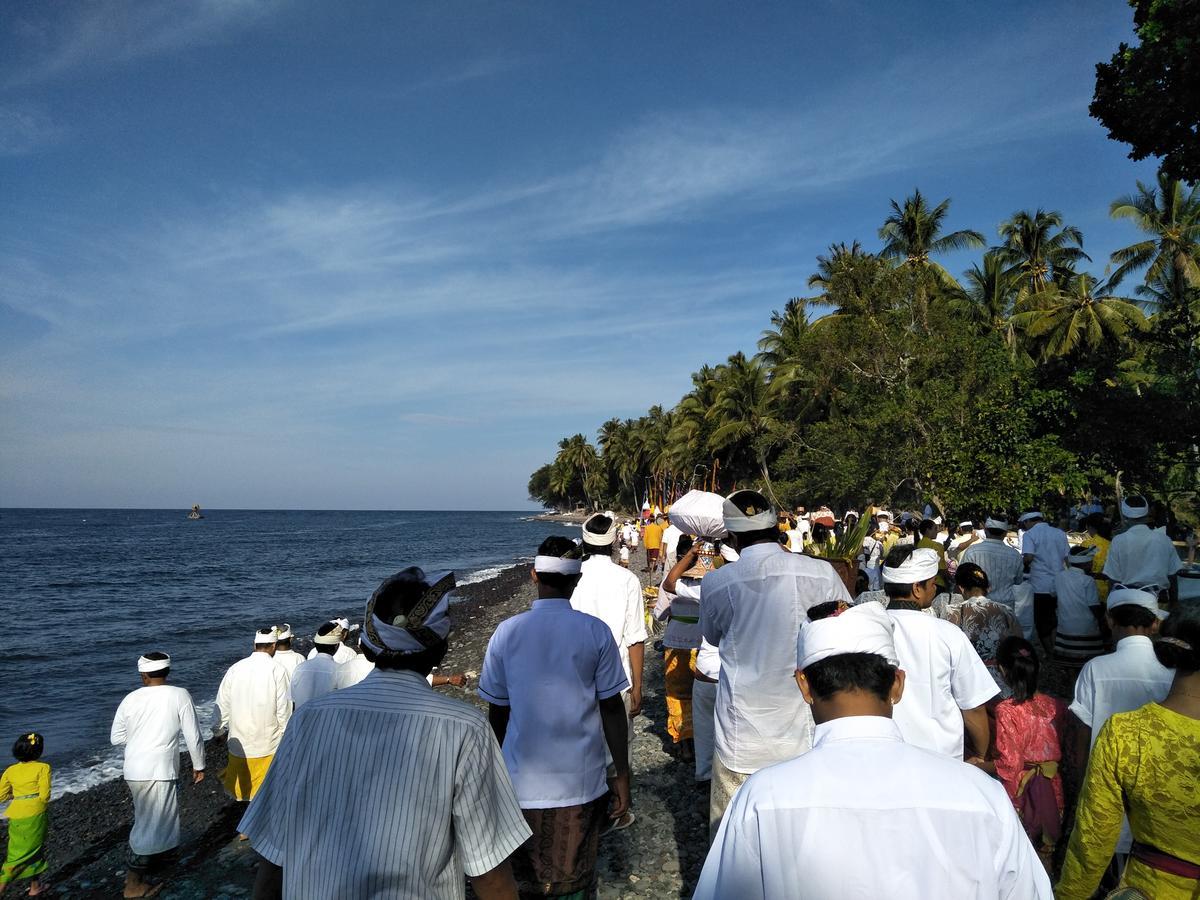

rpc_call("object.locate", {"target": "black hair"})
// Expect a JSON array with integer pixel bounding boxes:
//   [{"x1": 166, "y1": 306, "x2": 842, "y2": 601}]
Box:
[
  {"x1": 811, "y1": 522, "x2": 830, "y2": 543},
  {"x1": 1084, "y1": 512, "x2": 1113, "y2": 540},
  {"x1": 997, "y1": 636, "x2": 1039, "y2": 703},
  {"x1": 807, "y1": 601, "x2": 843, "y2": 622},
  {"x1": 954, "y1": 562, "x2": 990, "y2": 593},
  {"x1": 1108, "y1": 603, "x2": 1158, "y2": 630},
  {"x1": 881, "y1": 545, "x2": 918, "y2": 599},
  {"x1": 141, "y1": 650, "x2": 170, "y2": 678},
  {"x1": 777, "y1": 529, "x2": 790, "y2": 546},
  {"x1": 534, "y1": 535, "x2": 583, "y2": 593},
  {"x1": 854, "y1": 568, "x2": 870, "y2": 596},
  {"x1": 676, "y1": 534, "x2": 694, "y2": 556},
  {"x1": 580, "y1": 516, "x2": 615, "y2": 559},
  {"x1": 919, "y1": 518, "x2": 938, "y2": 538},
  {"x1": 313, "y1": 622, "x2": 340, "y2": 655},
  {"x1": 12, "y1": 732, "x2": 44, "y2": 763},
  {"x1": 803, "y1": 652, "x2": 896, "y2": 702},
  {"x1": 1154, "y1": 607, "x2": 1200, "y2": 672}
]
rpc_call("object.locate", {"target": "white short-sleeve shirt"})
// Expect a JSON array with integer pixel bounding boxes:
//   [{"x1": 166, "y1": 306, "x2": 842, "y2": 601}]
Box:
[
  {"x1": 1054, "y1": 567, "x2": 1102, "y2": 639},
  {"x1": 1020, "y1": 522, "x2": 1069, "y2": 594},
  {"x1": 479, "y1": 598, "x2": 629, "y2": 808},
  {"x1": 1102, "y1": 524, "x2": 1182, "y2": 590},
  {"x1": 888, "y1": 609, "x2": 999, "y2": 757},
  {"x1": 570, "y1": 554, "x2": 648, "y2": 687}
]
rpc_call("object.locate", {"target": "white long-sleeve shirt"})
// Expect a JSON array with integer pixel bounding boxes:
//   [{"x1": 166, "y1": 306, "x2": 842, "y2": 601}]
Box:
[
  {"x1": 290, "y1": 654, "x2": 344, "y2": 708},
  {"x1": 1102, "y1": 523, "x2": 1182, "y2": 590},
  {"x1": 272, "y1": 649, "x2": 305, "y2": 682},
  {"x1": 570, "y1": 555, "x2": 647, "y2": 688},
  {"x1": 307, "y1": 643, "x2": 357, "y2": 665},
  {"x1": 111, "y1": 685, "x2": 205, "y2": 782},
  {"x1": 215, "y1": 651, "x2": 292, "y2": 758},
  {"x1": 695, "y1": 716, "x2": 1053, "y2": 900}
]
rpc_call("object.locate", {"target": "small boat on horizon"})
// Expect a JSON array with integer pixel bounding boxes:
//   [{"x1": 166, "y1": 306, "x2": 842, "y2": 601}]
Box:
[{"x1": 188, "y1": 504, "x2": 204, "y2": 520}]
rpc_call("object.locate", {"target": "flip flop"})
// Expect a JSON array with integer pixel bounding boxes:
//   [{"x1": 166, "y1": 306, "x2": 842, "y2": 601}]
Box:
[{"x1": 601, "y1": 811, "x2": 636, "y2": 836}]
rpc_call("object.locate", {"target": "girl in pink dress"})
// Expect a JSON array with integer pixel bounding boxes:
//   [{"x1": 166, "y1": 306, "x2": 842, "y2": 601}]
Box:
[{"x1": 992, "y1": 636, "x2": 1066, "y2": 856}]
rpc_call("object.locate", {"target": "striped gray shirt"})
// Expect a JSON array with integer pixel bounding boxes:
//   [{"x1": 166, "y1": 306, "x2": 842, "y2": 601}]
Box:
[
  {"x1": 960, "y1": 539, "x2": 1025, "y2": 609},
  {"x1": 239, "y1": 668, "x2": 531, "y2": 899}
]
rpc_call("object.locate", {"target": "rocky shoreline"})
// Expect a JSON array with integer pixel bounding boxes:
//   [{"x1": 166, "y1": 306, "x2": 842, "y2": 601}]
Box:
[{"x1": 29, "y1": 548, "x2": 703, "y2": 898}]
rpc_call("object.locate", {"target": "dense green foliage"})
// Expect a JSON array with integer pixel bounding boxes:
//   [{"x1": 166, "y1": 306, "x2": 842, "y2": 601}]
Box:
[
  {"x1": 1091, "y1": 0, "x2": 1200, "y2": 183},
  {"x1": 531, "y1": 177, "x2": 1200, "y2": 522}
]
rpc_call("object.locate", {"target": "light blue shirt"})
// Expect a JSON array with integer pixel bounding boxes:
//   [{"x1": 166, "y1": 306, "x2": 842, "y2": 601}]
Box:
[{"x1": 1021, "y1": 522, "x2": 1069, "y2": 594}]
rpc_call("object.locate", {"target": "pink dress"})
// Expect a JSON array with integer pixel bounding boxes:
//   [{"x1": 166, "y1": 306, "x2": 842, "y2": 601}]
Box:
[{"x1": 993, "y1": 692, "x2": 1066, "y2": 843}]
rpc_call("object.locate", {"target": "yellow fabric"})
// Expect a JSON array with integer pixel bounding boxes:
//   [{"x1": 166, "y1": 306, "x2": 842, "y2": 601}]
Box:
[
  {"x1": 916, "y1": 538, "x2": 948, "y2": 570},
  {"x1": 1057, "y1": 703, "x2": 1200, "y2": 900},
  {"x1": 664, "y1": 649, "x2": 697, "y2": 742},
  {"x1": 643, "y1": 523, "x2": 663, "y2": 550},
  {"x1": 0, "y1": 762, "x2": 50, "y2": 820},
  {"x1": 1082, "y1": 535, "x2": 1112, "y2": 602},
  {"x1": 1015, "y1": 760, "x2": 1058, "y2": 799},
  {"x1": 221, "y1": 753, "x2": 274, "y2": 801}
]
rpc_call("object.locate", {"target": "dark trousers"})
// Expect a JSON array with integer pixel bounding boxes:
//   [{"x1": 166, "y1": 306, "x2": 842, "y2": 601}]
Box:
[{"x1": 1033, "y1": 593, "x2": 1057, "y2": 640}]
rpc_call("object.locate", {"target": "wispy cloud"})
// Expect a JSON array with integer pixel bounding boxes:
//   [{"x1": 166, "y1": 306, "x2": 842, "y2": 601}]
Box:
[{"x1": 0, "y1": 103, "x2": 65, "y2": 155}]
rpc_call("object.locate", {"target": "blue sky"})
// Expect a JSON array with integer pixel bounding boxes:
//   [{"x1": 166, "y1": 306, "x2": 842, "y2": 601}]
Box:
[{"x1": 0, "y1": 0, "x2": 1160, "y2": 510}]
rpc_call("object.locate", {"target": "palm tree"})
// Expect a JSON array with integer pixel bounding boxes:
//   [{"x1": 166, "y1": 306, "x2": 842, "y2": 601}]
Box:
[
  {"x1": 995, "y1": 209, "x2": 1090, "y2": 295},
  {"x1": 756, "y1": 297, "x2": 811, "y2": 374},
  {"x1": 707, "y1": 352, "x2": 788, "y2": 505},
  {"x1": 555, "y1": 434, "x2": 599, "y2": 508},
  {"x1": 878, "y1": 190, "x2": 985, "y2": 286},
  {"x1": 807, "y1": 241, "x2": 871, "y2": 294},
  {"x1": 950, "y1": 251, "x2": 1021, "y2": 348},
  {"x1": 1010, "y1": 272, "x2": 1149, "y2": 361},
  {"x1": 1109, "y1": 171, "x2": 1200, "y2": 306}
]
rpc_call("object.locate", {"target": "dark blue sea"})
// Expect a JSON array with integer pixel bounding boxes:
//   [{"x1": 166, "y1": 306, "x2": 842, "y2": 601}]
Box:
[{"x1": 0, "y1": 509, "x2": 579, "y2": 797}]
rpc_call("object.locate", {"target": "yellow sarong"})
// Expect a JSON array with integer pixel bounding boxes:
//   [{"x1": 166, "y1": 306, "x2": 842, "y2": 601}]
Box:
[
  {"x1": 664, "y1": 648, "x2": 697, "y2": 742},
  {"x1": 221, "y1": 753, "x2": 273, "y2": 801}
]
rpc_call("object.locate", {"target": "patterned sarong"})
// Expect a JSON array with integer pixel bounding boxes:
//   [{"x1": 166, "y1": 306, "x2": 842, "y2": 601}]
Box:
[
  {"x1": 513, "y1": 796, "x2": 609, "y2": 898},
  {"x1": 128, "y1": 780, "x2": 181, "y2": 858},
  {"x1": 0, "y1": 812, "x2": 48, "y2": 885}
]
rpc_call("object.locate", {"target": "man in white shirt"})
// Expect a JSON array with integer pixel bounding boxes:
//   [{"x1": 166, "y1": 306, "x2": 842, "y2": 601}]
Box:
[
  {"x1": 695, "y1": 603, "x2": 1051, "y2": 900},
  {"x1": 959, "y1": 517, "x2": 1024, "y2": 610},
  {"x1": 305, "y1": 618, "x2": 358, "y2": 664},
  {"x1": 661, "y1": 517, "x2": 684, "y2": 570},
  {"x1": 570, "y1": 513, "x2": 647, "y2": 734},
  {"x1": 1053, "y1": 547, "x2": 1104, "y2": 664},
  {"x1": 700, "y1": 490, "x2": 851, "y2": 836},
  {"x1": 270, "y1": 625, "x2": 304, "y2": 682},
  {"x1": 480, "y1": 537, "x2": 630, "y2": 897},
  {"x1": 241, "y1": 568, "x2": 530, "y2": 900},
  {"x1": 1103, "y1": 495, "x2": 1182, "y2": 603},
  {"x1": 1067, "y1": 588, "x2": 1171, "y2": 861},
  {"x1": 213, "y1": 627, "x2": 292, "y2": 803},
  {"x1": 1019, "y1": 510, "x2": 1070, "y2": 653},
  {"x1": 111, "y1": 652, "x2": 205, "y2": 899},
  {"x1": 880, "y1": 546, "x2": 997, "y2": 758},
  {"x1": 289, "y1": 622, "x2": 346, "y2": 708}
]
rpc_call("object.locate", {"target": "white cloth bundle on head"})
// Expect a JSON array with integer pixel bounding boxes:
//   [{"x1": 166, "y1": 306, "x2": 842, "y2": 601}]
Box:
[
  {"x1": 669, "y1": 489, "x2": 730, "y2": 539},
  {"x1": 882, "y1": 548, "x2": 940, "y2": 584},
  {"x1": 1119, "y1": 496, "x2": 1149, "y2": 519},
  {"x1": 581, "y1": 513, "x2": 618, "y2": 547},
  {"x1": 722, "y1": 491, "x2": 776, "y2": 533},
  {"x1": 984, "y1": 517, "x2": 1009, "y2": 531},
  {"x1": 254, "y1": 627, "x2": 278, "y2": 645},
  {"x1": 137, "y1": 654, "x2": 171, "y2": 674},
  {"x1": 313, "y1": 624, "x2": 347, "y2": 645},
  {"x1": 333, "y1": 617, "x2": 351, "y2": 630},
  {"x1": 1018, "y1": 511, "x2": 1043, "y2": 524},
  {"x1": 360, "y1": 570, "x2": 455, "y2": 655},
  {"x1": 276, "y1": 624, "x2": 294, "y2": 641},
  {"x1": 1106, "y1": 587, "x2": 1167, "y2": 619},
  {"x1": 796, "y1": 602, "x2": 898, "y2": 671},
  {"x1": 533, "y1": 555, "x2": 583, "y2": 575}
]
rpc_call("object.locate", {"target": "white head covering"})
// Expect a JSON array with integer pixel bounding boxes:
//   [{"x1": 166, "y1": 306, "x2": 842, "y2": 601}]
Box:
[
  {"x1": 333, "y1": 617, "x2": 351, "y2": 630},
  {"x1": 957, "y1": 520, "x2": 973, "y2": 530},
  {"x1": 276, "y1": 624, "x2": 294, "y2": 641},
  {"x1": 313, "y1": 623, "x2": 347, "y2": 645},
  {"x1": 882, "y1": 548, "x2": 940, "y2": 584},
  {"x1": 253, "y1": 627, "x2": 278, "y2": 645},
  {"x1": 1119, "y1": 496, "x2": 1149, "y2": 519},
  {"x1": 581, "y1": 513, "x2": 618, "y2": 547},
  {"x1": 876, "y1": 510, "x2": 893, "y2": 520},
  {"x1": 361, "y1": 569, "x2": 456, "y2": 655},
  {"x1": 984, "y1": 517, "x2": 1010, "y2": 531},
  {"x1": 797, "y1": 603, "x2": 898, "y2": 671},
  {"x1": 534, "y1": 555, "x2": 583, "y2": 575},
  {"x1": 722, "y1": 490, "x2": 776, "y2": 533},
  {"x1": 1018, "y1": 511, "x2": 1043, "y2": 524},
  {"x1": 137, "y1": 654, "x2": 171, "y2": 674},
  {"x1": 1068, "y1": 546, "x2": 1097, "y2": 568},
  {"x1": 1106, "y1": 587, "x2": 1168, "y2": 619}
]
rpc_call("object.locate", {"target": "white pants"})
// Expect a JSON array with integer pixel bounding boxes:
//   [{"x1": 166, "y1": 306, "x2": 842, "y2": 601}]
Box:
[
  {"x1": 1013, "y1": 583, "x2": 1036, "y2": 641},
  {"x1": 692, "y1": 679, "x2": 717, "y2": 782}
]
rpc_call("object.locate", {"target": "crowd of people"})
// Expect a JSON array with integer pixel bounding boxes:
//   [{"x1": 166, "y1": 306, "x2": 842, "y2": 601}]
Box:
[{"x1": 2, "y1": 490, "x2": 1197, "y2": 899}]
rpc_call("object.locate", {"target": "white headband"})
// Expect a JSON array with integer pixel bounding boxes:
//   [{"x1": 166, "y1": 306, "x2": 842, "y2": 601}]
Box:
[
  {"x1": 581, "y1": 514, "x2": 618, "y2": 546},
  {"x1": 876, "y1": 510, "x2": 892, "y2": 520},
  {"x1": 1018, "y1": 511, "x2": 1043, "y2": 524},
  {"x1": 984, "y1": 517, "x2": 1009, "y2": 531},
  {"x1": 254, "y1": 627, "x2": 278, "y2": 645},
  {"x1": 1106, "y1": 588, "x2": 1168, "y2": 619},
  {"x1": 797, "y1": 603, "x2": 898, "y2": 671},
  {"x1": 313, "y1": 624, "x2": 347, "y2": 645},
  {"x1": 1119, "y1": 497, "x2": 1149, "y2": 519},
  {"x1": 534, "y1": 555, "x2": 583, "y2": 575},
  {"x1": 137, "y1": 654, "x2": 171, "y2": 673},
  {"x1": 1068, "y1": 547, "x2": 1097, "y2": 567},
  {"x1": 882, "y1": 548, "x2": 940, "y2": 584},
  {"x1": 722, "y1": 493, "x2": 776, "y2": 533},
  {"x1": 276, "y1": 624, "x2": 294, "y2": 641},
  {"x1": 957, "y1": 521, "x2": 973, "y2": 529}
]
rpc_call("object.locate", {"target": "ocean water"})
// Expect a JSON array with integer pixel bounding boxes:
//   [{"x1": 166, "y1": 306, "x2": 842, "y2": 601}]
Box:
[{"x1": 0, "y1": 508, "x2": 579, "y2": 797}]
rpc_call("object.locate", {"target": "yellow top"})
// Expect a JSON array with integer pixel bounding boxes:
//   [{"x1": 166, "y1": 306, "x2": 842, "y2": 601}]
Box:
[
  {"x1": 1057, "y1": 703, "x2": 1200, "y2": 900},
  {"x1": 0, "y1": 761, "x2": 51, "y2": 820},
  {"x1": 915, "y1": 538, "x2": 948, "y2": 570},
  {"x1": 643, "y1": 523, "x2": 664, "y2": 550},
  {"x1": 1082, "y1": 534, "x2": 1112, "y2": 602}
]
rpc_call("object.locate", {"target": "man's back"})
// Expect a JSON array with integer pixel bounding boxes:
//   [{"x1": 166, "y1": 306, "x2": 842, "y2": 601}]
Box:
[
  {"x1": 239, "y1": 670, "x2": 530, "y2": 900},
  {"x1": 961, "y1": 539, "x2": 1023, "y2": 607},
  {"x1": 289, "y1": 653, "x2": 343, "y2": 708},
  {"x1": 112, "y1": 685, "x2": 202, "y2": 781},
  {"x1": 700, "y1": 543, "x2": 850, "y2": 773},
  {"x1": 1069, "y1": 635, "x2": 1173, "y2": 747},
  {"x1": 570, "y1": 555, "x2": 646, "y2": 685},
  {"x1": 643, "y1": 522, "x2": 663, "y2": 549},
  {"x1": 1023, "y1": 522, "x2": 1069, "y2": 593},
  {"x1": 216, "y1": 653, "x2": 291, "y2": 758},
  {"x1": 1103, "y1": 524, "x2": 1182, "y2": 590},
  {"x1": 694, "y1": 716, "x2": 1052, "y2": 899}
]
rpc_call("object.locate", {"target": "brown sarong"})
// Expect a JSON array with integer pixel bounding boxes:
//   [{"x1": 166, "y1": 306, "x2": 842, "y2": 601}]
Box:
[{"x1": 513, "y1": 796, "x2": 609, "y2": 898}]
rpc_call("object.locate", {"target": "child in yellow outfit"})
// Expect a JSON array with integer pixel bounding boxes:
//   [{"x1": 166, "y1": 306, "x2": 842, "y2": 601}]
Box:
[{"x1": 1, "y1": 732, "x2": 51, "y2": 896}]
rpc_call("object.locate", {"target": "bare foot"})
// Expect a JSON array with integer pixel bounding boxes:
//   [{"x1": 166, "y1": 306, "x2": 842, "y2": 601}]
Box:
[{"x1": 123, "y1": 884, "x2": 163, "y2": 898}]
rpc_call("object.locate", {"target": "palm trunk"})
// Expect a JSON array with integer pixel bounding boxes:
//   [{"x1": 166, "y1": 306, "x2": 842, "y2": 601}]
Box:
[{"x1": 757, "y1": 451, "x2": 782, "y2": 509}]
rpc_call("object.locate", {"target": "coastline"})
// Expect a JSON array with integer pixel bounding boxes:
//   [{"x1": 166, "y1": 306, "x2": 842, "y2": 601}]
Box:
[{"x1": 35, "y1": 553, "x2": 706, "y2": 898}]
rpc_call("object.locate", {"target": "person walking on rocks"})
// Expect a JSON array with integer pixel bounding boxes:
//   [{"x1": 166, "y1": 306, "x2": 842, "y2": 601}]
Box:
[
  {"x1": 288, "y1": 622, "x2": 346, "y2": 708},
  {"x1": 110, "y1": 652, "x2": 205, "y2": 898},
  {"x1": 480, "y1": 537, "x2": 631, "y2": 898},
  {"x1": 0, "y1": 733, "x2": 50, "y2": 898},
  {"x1": 270, "y1": 625, "x2": 303, "y2": 683},
  {"x1": 1018, "y1": 511, "x2": 1069, "y2": 654},
  {"x1": 241, "y1": 567, "x2": 531, "y2": 899},
  {"x1": 213, "y1": 627, "x2": 291, "y2": 804},
  {"x1": 700, "y1": 490, "x2": 851, "y2": 837},
  {"x1": 1103, "y1": 495, "x2": 1182, "y2": 606}
]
